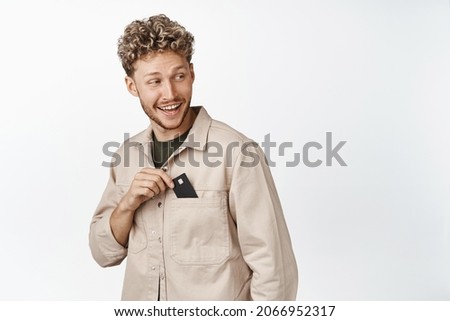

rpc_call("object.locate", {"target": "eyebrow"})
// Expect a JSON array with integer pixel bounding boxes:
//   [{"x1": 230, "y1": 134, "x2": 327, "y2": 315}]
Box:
[{"x1": 144, "y1": 65, "x2": 188, "y2": 77}]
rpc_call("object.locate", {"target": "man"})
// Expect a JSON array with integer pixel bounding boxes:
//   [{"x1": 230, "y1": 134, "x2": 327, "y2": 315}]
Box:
[{"x1": 89, "y1": 14, "x2": 298, "y2": 301}]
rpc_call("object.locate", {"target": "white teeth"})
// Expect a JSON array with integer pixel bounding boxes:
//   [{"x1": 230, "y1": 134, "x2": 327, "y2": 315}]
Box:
[{"x1": 160, "y1": 104, "x2": 180, "y2": 110}]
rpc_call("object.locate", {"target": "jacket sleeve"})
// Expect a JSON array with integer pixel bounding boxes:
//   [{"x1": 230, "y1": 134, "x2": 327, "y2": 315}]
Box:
[
  {"x1": 89, "y1": 166, "x2": 127, "y2": 267},
  {"x1": 229, "y1": 141, "x2": 298, "y2": 300}
]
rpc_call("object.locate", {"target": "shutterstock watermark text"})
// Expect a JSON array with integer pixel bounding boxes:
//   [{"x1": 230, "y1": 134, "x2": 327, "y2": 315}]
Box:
[{"x1": 101, "y1": 132, "x2": 348, "y2": 168}]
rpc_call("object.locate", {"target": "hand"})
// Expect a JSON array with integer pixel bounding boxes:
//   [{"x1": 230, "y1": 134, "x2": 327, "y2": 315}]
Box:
[{"x1": 120, "y1": 168, "x2": 174, "y2": 212}]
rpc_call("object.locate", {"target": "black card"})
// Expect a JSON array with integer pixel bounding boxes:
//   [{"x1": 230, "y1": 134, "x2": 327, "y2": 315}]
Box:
[{"x1": 173, "y1": 173, "x2": 198, "y2": 198}]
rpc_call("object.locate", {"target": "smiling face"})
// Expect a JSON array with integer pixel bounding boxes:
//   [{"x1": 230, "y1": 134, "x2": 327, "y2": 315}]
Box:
[{"x1": 125, "y1": 51, "x2": 196, "y2": 141}]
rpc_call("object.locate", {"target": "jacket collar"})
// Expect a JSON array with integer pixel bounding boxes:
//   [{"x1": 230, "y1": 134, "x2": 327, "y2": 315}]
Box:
[{"x1": 182, "y1": 106, "x2": 211, "y2": 151}]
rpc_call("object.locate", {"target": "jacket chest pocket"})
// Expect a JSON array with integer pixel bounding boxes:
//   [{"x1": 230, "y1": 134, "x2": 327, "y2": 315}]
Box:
[{"x1": 167, "y1": 196, "x2": 230, "y2": 265}]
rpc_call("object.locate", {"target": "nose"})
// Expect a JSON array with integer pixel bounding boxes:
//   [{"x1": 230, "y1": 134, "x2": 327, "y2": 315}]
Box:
[{"x1": 161, "y1": 80, "x2": 176, "y2": 101}]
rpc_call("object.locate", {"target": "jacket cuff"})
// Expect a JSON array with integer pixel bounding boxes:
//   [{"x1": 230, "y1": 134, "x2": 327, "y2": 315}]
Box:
[{"x1": 93, "y1": 211, "x2": 127, "y2": 261}]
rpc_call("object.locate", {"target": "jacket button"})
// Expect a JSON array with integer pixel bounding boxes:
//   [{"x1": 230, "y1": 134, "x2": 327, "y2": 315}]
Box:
[{"x1": 157, "y1": 202, "x2": 163, "y2": 208}]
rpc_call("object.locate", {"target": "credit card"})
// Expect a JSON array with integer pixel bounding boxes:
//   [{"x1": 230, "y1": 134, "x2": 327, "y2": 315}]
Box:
[{"x1": 172, "y1": 173, "x2": 198, "y2": 198}]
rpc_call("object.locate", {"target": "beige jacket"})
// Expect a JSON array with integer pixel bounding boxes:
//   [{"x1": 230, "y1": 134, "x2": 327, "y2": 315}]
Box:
[{"x1": 89, "y1": 107, "x2": 298, "y2": 300}]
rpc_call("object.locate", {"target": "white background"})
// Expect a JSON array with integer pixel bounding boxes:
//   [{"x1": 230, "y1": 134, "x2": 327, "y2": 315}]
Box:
[{"x1": 0, "y1": 0, "x2": 449, "y2": 300}]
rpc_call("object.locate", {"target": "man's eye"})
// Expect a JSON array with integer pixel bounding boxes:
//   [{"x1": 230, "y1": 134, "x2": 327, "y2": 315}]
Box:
[
  {"x1": 175, "y1": 74, "x2": 185, "y2": 81},
  {"x1": 148, "y1": 79, "x2": 161, "y2": 86}
]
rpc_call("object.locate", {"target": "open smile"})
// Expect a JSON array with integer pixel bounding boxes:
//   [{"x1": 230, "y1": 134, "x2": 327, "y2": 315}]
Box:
[{"x1": 157, "y1": 103, "x2": 182, "y2": 115}]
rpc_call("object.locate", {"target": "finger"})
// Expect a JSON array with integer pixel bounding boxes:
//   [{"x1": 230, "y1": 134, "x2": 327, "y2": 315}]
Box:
[
  {"x1": 140, "y1": 168, "x2": 174, "y2": 188},
  {"x1": 136, "y1": 187, "x2": 155, "y2": 200},
  {"x1": 135, "y1": 174, "x2": 166, "y2": 194},
  {"x1": 140, "y1": 178, "x2": 161, "y2": 196},
  {"x1": 151, "y1": 175, "x2": 167, "y2": 194}
]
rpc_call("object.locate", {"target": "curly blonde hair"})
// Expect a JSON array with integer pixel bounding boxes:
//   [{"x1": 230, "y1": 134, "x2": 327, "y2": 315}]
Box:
[{"x1": 117, "y1": 14, "x2": 195, "y2": 76}]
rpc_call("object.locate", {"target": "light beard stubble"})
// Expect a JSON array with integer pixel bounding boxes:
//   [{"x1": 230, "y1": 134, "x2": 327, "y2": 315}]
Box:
[{"x1": 140, "y1": 98, "x2": 191, "y2": 131}]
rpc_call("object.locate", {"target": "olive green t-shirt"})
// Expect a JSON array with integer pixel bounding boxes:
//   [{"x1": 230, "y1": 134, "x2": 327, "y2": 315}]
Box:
[{"x1": 152, "y1": 130, "x2": 190, "y2": 168}]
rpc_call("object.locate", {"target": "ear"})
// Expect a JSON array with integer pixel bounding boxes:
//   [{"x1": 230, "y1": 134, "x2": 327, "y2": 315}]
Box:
[
  {"x1": 189, "y1": 63, "x2": 195, "y2": 82},
  {"x1": 125, "y1": 76, "x2": 139, "y2": 97}
]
